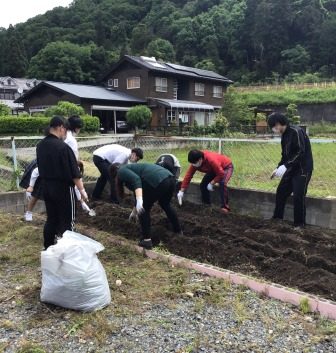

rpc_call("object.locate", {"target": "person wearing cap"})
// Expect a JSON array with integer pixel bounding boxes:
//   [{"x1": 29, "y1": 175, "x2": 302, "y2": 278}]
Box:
[
  {"x1": 92, "y1": 144, "x2": 143, "y2": 203},
  {"x1": 155, "y1": 154, "x2": 181, "y2": 181},
  {"x1": 115, "y1": 163, "x2": 182, "y2": 249},
  {"x1": 268, "y1": 112, "x2": 313, "y2": 229},
  {"x1": 178, "y1": 150, "x2": 234, "y2": 214},
  {"x1": 36, "y1": 116, "x2": 88, "y2": 249}
]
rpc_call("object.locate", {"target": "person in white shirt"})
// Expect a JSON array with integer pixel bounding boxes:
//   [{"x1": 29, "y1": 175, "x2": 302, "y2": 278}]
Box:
[{"x1": 92, "y1": 144, "x2": 143, "y2": 203}]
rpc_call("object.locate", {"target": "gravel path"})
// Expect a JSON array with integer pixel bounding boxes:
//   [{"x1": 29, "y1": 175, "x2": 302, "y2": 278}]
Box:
[{"x1": 1, "y1": 213, "x2": 336, "y2": 352}]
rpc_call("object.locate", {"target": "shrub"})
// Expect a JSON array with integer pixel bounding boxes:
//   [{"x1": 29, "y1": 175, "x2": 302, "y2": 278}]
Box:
[
  {"x1": 286, "y1": 103, "x2": 301, "y2": 125},
  {"x1": 45, "y1": 101, "x2": 85, "y2": 117},
  {"x1": 0, "y1": 103, "x2": 11, "y2": 116},
  {"x1": 0, "y1": 115, "x2": 99, "y2": 134},
  {"x1": 126, "y1": 105, "x2": 152, "y2": 133}
]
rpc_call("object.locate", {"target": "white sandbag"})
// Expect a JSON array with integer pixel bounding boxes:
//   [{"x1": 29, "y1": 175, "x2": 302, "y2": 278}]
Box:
[{"x1": 40, "y1": 230, "x2": 111, "y2": 311}]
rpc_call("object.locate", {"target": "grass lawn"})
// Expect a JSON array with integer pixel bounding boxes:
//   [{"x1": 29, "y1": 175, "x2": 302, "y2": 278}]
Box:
[{"x1": 140, "y1": 142, "x2": 336, "y2": 198}]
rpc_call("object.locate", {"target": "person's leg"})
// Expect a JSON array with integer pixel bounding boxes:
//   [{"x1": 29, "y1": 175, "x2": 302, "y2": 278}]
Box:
[
  {"x1": 273, "y1": 174, "x2": 293, "y2": 220},
  {"x1": 200, "y1": 172, "x2": 216, "y2": 205},
  {"x1": 92, "y1": 156, "x2": 108, "y2": 199},
  {"x1": 58, "y1": 186, "x2": 77, "y2": 236},
  {"x1": 219, "y1": 164, "x2": 234, "y2": 209},
  {"x1": 43, "y1": 185, "x2": 60, "y2": 249},
  {"x1": 27, "y1": 196, "x2": 38, "y2": 212},
  {"x1": 138, "y1": 187, "x2": 157, "y2": 240},
  {"x1": 292, "y1": 172, "x2": 312, "y2": 227},
  {"x1": 158, "y1": 178, "x2": 182, "y2": 233}
]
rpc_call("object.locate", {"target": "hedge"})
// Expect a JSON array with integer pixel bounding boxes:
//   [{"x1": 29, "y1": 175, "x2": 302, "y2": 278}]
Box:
[{"x1": 0, "y1": 115, "x2": 100, "y2": 134}]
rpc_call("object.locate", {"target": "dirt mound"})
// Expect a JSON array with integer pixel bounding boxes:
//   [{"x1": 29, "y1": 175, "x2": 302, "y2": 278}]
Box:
[{"x1": 78, "y1": 199, "x2": 336, "y2": 301}]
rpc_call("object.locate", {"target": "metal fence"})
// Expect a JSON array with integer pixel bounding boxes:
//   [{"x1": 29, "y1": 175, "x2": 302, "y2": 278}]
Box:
[{"x1": 1, "y1": 135, "x2": 335, "y2": 198}]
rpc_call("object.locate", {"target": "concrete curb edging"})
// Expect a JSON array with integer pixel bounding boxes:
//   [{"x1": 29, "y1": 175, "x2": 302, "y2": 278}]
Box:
[{"x1": 107, "y1": 235, "x2": 336, "y2": 320}]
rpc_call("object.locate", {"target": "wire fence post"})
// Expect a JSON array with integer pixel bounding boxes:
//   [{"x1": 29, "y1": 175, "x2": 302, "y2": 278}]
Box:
[
  {"x1": 218, "y1": 138, "x2": 222, "y2": 154},
  {"x1": 11, "y1": 136, "x2": 19, "y2": 190}
]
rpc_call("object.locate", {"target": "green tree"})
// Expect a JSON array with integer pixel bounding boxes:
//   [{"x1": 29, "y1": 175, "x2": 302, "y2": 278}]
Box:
[
  {"x1": 286, "y1": 103, "x2": 301, "y2": 125},
  {"x1": 281, "y1": 45, "x2": 311, "y2": 74},
  {"x1": 147, "y1": 38, "x2": 175, "y2": 62},
  {"x1": 126, "y1": 105, "x2": 152, "y2": 134},
  {"x1": 212, "y1": 111, "x2": 229, "y2": 134},
  {"x1": 221, "y1": 87, "x2": 253, "y2": 127},
  {"x1": 195, "y1": 59, "x2": 216, "y2": 71},
  {"x1": 45, "y1": 101, "x2": 85, "y2": 117}
]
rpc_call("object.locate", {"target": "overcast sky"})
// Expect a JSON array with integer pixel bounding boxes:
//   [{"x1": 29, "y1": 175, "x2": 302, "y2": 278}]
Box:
[{"x1": 0, "y1": 0, "x2": 73, "y2": 28}]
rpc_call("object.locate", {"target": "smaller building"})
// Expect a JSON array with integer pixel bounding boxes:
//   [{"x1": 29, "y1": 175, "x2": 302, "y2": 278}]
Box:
[
  {"x1": 0, "y1": 77, "x2": 39, "y2": 112},
  {"x1": 15, "y1": 81, "x2": 146, "y2": 133}
]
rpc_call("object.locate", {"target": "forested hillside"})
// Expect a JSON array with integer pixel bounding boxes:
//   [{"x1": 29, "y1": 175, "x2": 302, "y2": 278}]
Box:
[{"x1": 1, "y1": 0, "x2": 336, "y2": 84}]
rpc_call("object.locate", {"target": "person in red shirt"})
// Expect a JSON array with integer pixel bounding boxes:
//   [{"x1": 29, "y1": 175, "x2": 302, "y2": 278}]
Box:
[{"x1": 178, "y1": 150, "x2": 234, "y2": 213}]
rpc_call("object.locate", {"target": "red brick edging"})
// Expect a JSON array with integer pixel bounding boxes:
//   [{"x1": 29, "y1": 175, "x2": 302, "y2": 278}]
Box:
[{"x1": 108, "y1": 236, "x2": 336, "y2": 320}]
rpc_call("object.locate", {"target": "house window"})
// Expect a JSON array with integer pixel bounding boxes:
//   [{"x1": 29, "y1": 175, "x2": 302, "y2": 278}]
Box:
[
  {"x1": 127, "y1": 77, "x2": 140, "y2": 89},
  {"x1": 107, "y1": 79, "x2": 113, "y2": 87},
  {"x1": 155, "y1": 77, "x2": 168, "y2": 92},
  {"x1": 167, "y1": 110, "x2": 176, "y2": 124},
  {"x1": 195, "y1": 82, "x2": 205, "y2": 96},
  {"x1": 213, "y1": 86, "x2": 223, "y2": 98},
  {"x1": 114, "y1": 79, "x2": 119, "y2": 88}
]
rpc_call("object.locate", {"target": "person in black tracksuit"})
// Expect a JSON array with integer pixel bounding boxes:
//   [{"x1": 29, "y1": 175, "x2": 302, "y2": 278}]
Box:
[
  {"x1": 115, "y1": 163, "x2": 182, "y2": 249},
  {"x1": 268, "y1": 113, "x2": 313, "y2": 228},
  {"x1": 36, "y1": 116, "x2": 88, "y2": 249}
]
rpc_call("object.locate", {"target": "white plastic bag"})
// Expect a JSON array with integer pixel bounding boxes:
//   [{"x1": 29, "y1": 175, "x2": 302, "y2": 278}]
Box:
[{"x1": 40, "y1": 230, "x2": 111, "y2": 311}]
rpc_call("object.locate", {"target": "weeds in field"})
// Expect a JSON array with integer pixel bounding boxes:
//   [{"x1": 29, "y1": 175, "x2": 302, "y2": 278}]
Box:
[{"x1": 299, "y1": 297, "x2": 311, "y2": 314}]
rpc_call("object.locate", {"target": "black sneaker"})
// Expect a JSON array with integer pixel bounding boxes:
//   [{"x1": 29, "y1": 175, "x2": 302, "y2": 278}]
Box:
[{"x1": 138, "y1": 239, "x2": 153, "y2": 250}]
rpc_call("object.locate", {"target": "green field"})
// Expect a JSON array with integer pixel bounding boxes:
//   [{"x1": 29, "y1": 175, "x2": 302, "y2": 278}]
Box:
[
  {"x1": 237, "y1": 86, "x2": 336, "y2": 106},
  {"x1": 141, "y1": 142, "x2": 336, "y2": 198}
]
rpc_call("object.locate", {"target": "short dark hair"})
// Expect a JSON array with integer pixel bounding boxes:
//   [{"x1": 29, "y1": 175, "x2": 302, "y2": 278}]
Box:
[
  {"x1": 49, "y1": 116, "x2": 68, "y2": 129},
  {"x1": 68, "y1": 115, "x2": 83, "y2": 131},
  {"x1": 188, "y1": 150, "x2": 204, "y2": 163},
  {"x1": 267, "y1": 113, "x2": 289, "y2": 128},
  {"x1": 131, "y1": 148, "x2": 143, "y2": 160}
]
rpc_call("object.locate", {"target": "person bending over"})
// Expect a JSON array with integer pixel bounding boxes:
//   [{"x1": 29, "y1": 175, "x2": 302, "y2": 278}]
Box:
[{"x1": 115, "y1": 163, "x2": 182, "y2": 250}]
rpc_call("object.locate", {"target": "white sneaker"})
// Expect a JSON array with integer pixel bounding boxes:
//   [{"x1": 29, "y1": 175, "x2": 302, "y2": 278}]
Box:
[{"x1": 24, "y1": 211, "x2": 33, "y2": 222}]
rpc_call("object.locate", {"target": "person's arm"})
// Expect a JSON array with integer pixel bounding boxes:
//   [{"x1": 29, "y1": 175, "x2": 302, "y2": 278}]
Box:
[
  {"x1": 180, "y1": 165, "x2": 197, "y2": 191},
  {"x1": 28, "y1": 167, "x2": 39, "y2": 189},
  {"x1": 284, "y1": 129, "x2": 306, "y2": 169}
]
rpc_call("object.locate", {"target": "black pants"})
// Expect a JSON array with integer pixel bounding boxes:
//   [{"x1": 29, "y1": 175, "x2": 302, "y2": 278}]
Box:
[
  {"x1": 273, "y1": 171, "x2": 312, "y2": 226},
  {"x1": 42, "y1": 180, "x2": 76, "y2": 249},
  {"x1": 139, "y1": 176, "x2": 182, "y2": 238},
  {"x1": 92, "y1": 155, "x2": 118, "y2": 202},
  {"x1": 200, "y1": 164, "x2": 234, "y2": 208}
]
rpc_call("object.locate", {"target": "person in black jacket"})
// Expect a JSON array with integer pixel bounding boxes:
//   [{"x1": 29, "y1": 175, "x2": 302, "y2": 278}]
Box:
[
  {"x1": 268, "y1": 113, "x2": 313, "y2": 229},
  {"x1": 36, "y1": 116, "x2": 88, "y2": 249}
]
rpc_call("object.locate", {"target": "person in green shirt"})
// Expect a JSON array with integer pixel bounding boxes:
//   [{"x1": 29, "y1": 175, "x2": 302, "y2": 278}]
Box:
[{"x1": 115, "y1": 163, "x2": 182, "y2": 249}]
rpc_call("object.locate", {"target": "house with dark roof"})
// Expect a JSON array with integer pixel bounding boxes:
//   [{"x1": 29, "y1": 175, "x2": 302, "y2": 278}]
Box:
[
  {"x1": 15, "y1": 81, "x2": 146, "y2": 132},
  {"x1": 1, "y1": 77, "x2": 39, "y2": 112},
  {"x1": 104, "y1": 55, "x2": 233, "y2": 127}
]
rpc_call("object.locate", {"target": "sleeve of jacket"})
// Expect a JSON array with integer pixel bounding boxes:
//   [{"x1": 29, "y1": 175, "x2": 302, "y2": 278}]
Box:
[
  {"x1": 181, "y1": 165, "x2": 196, "y2": 190},
  {"x1": 208, "y1": 156, "x2": 225, "y2": 183},
  {"x1": 284, "y1": 128, "x2": 306, "y2": 169},
  {"x1": 117, "y1": 167, "x2": 142, "y2": 190},
  {"x1": 61, "y1": 145, "x2": 81, "y2": 183}
]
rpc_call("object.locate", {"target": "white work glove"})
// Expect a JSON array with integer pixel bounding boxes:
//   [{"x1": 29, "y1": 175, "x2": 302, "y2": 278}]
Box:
[
  {"x1": 136, "y1": 197, "x2": 144, "y2": 214},
  {"x1": 207, "y1": 183, "x2": 214, "y2": 192},
  {"x1": 177, "y1": 191, "x2": 184, "y2": 206},
  {"x1": 26, "y1": 191, "x2": 32, "y2": 202},
  {"x1": 129, "y1": 208, "x2": 139, "y2": 223},
  {"x1": 79, "y1": 188, "x2": 88, "y2": 202},
  {"x1": 275, "y1": 165, "x2": 287, "y2": 178}
]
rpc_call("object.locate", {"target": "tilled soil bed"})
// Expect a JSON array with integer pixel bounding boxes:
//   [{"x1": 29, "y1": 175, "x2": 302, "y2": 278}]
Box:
[{"x1": 78, "y1": 200, "x2": 336, "y2": 301}]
